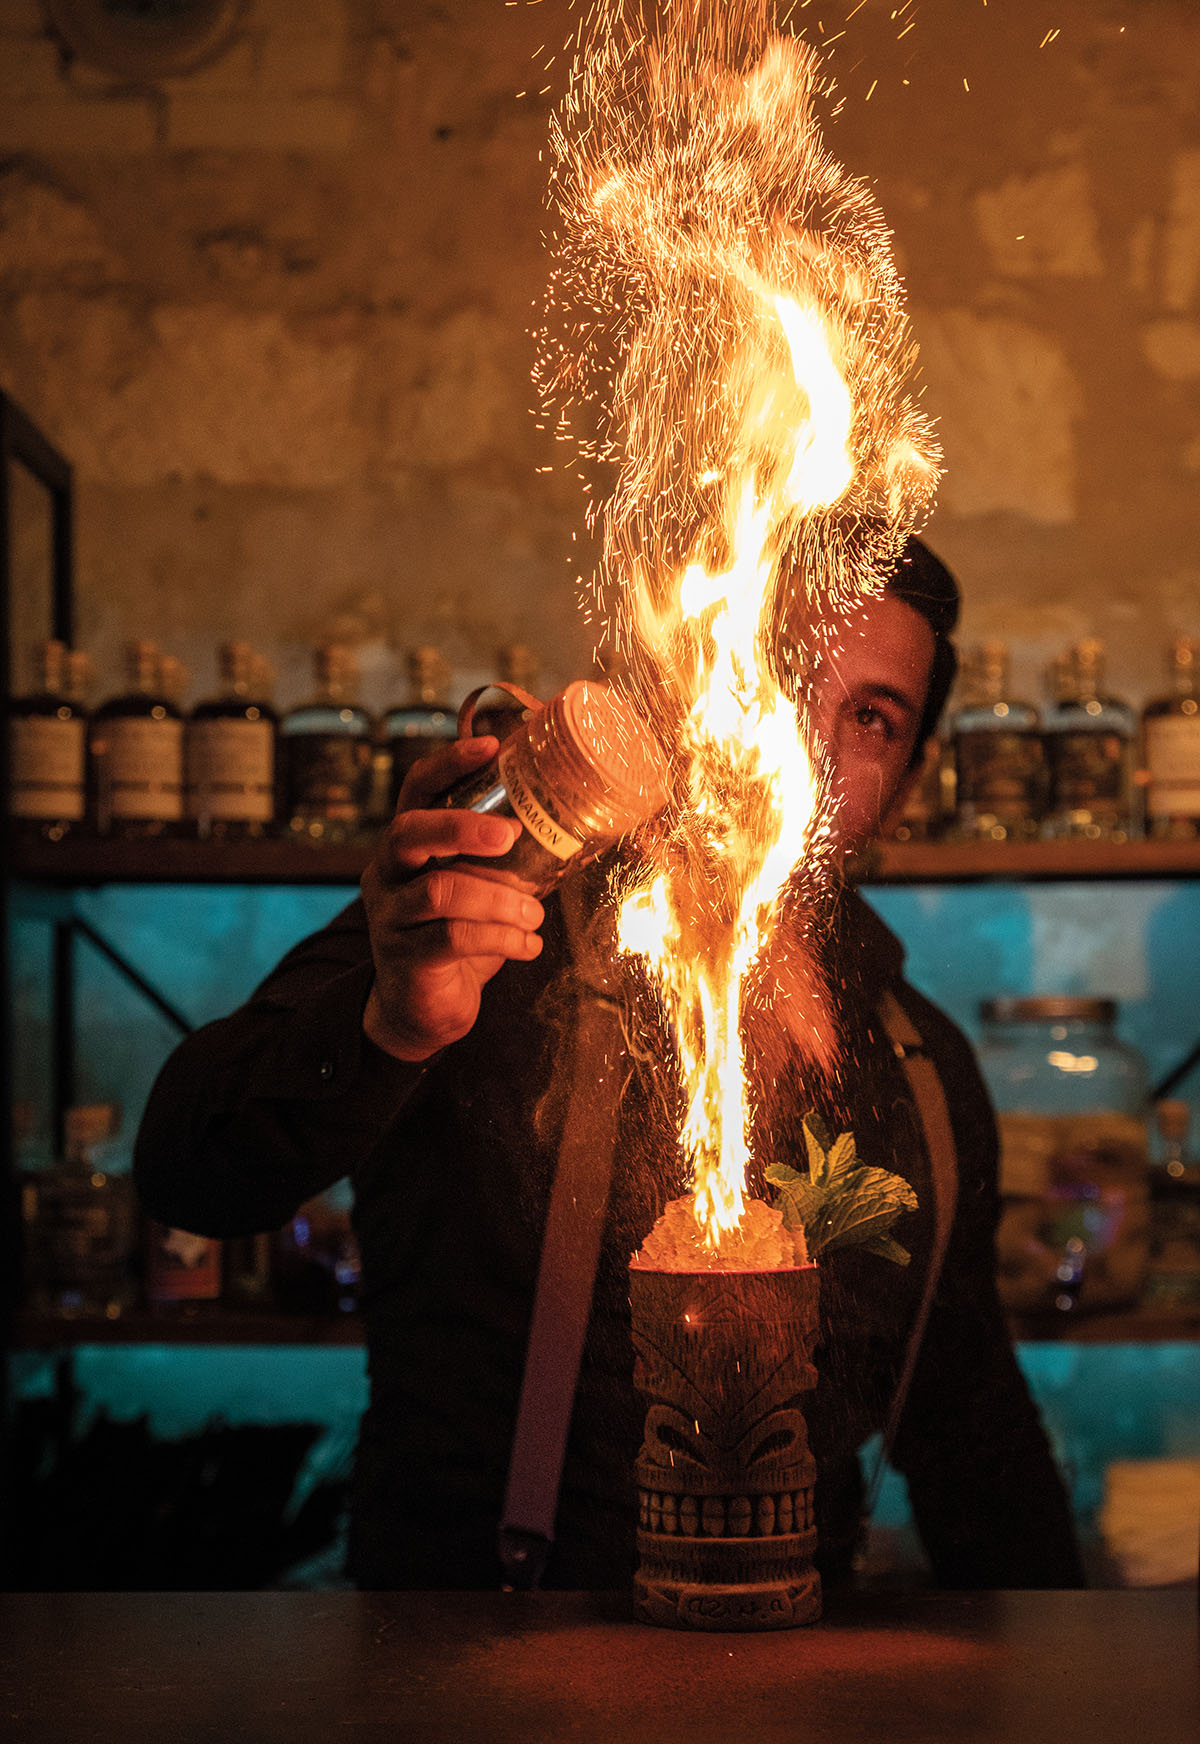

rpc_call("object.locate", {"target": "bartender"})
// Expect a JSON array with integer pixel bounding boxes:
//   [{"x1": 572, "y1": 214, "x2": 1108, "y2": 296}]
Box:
[{"x1": 134, "y1": 538, "x2": 1085, "y2": 1593}]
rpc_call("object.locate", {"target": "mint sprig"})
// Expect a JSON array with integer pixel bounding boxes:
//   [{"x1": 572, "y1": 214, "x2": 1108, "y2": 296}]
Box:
[{"x1": 765, "y1": 1112, "x2": 918, "y2": 1266}]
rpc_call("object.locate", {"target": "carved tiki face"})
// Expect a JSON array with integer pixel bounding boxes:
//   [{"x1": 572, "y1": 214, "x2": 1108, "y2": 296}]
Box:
[{"x1": 629, "y1": 1264, "x2": 821, "y2": 1630}]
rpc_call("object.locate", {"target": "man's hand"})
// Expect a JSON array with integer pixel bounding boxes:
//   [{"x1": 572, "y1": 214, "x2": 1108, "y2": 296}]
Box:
[{"x1": 360, "y1": 737, "x2": 545, "y2": 1062}]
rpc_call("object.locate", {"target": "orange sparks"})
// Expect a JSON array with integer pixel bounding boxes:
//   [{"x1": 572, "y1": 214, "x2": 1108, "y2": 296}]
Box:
[{"x1": 537, "y1": 3, "x2": 939, "y2": 1253}]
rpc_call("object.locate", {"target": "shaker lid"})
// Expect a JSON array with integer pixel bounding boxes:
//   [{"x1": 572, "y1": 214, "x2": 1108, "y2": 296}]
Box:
[
  {"x1": 538, "y1": 680, "x2": 669, "y2": 837},
  {"x1": 980, "y1": 995, "x2": 1116, "y2": 1024}
]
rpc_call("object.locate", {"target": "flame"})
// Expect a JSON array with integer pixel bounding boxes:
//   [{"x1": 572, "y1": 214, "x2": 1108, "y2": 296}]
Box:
[{"x1": 538, "y1": 5, "x2": 939, "y2": 1253}]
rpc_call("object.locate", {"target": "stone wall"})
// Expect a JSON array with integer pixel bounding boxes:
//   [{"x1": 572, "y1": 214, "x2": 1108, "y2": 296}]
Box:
[{"x1": 1, "y1": 0, "x2": 1197, "y2": 715}]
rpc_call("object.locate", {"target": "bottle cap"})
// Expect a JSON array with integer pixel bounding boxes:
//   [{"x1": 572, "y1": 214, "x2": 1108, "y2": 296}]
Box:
[
  {"x1": 63, "y1": 649, "x2": 93, "y2": 703},
  {"x1": 64, "y1": 1105, "x2": 121, "y2": 1148},
  {"x1": 35, "y1": 639, "x2": 67, "y2": 691},
  {"x1": 498, "y1": 643, "x2": 539, "y2": 688},
  {"x1": 1155, "y1": 1099, "x2": 1191, "y2": 1143},
  {"x1": 157, "y1": 654, "x2": 188, "y2": 705},
  {"x1": 219, "y1": 640, "x2": 255, "y2": 682},
  {"x1": 522, "y1": 680, "x2": 669, "y2": 841},
  {"x1": 125, "y1": 638, "x2": 160, "y2": 688},
  {"x1": 408, "y1": 645, "x2": 448, "y2": 686}
]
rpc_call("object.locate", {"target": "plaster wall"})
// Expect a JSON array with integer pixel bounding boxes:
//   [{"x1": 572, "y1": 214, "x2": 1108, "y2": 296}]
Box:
[{"x1": 0, "y1": 0, "x2": 1197, "y2": 716}]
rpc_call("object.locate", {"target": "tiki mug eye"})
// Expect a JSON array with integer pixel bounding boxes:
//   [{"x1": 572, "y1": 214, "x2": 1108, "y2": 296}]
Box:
[
  {"x1": 643, "y1": 1404, "x2": 707, "y2": 1467},
  {"x1": 741, "y1": 1409, "x2": 804, "y2": 1471}
]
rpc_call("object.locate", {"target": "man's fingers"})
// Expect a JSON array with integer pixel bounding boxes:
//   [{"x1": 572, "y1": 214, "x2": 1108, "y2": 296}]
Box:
[
  {"x1": 386, "y1": 868, "x2": 544, "y2": 934},
  {"x1": 408, "y1": 918, "x2": 544, "y2": 964},
  {"x1": 382, "y1": 806, "x2": 520, "y2": 872},
  {"x1": 398, "y1": 735, "x2": 499, "y2": 809}
]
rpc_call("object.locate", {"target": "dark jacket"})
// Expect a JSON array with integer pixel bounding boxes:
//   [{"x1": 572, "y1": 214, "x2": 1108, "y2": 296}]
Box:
[{"x1": 134, "y1": 879, "x2": 1084, "y2": 1591}]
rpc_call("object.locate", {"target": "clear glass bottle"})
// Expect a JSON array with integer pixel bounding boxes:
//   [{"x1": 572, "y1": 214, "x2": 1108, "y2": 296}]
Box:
[
  {"x1": 21, "y1": 1104, "x2": 137, "y2": 1318},
  {"x1": 471, "y1": 643, "x2": 541, "y2": 742},
  {"x1": 7, "y1": 639, "x2": 88, "y2": 840},
  {"x1": 1043, "y1": 638, "x2": 1135, "y2": 840},
  {"x1": 89, "y1": 639, "x2": 185, "y2": 837},
  {"x1": 950, "y1": 643, "x2": 1044, "y2": 841},
  {"x1": 891, "y1": 734, "x2": 949, "y2": 843},
  {"x1": 977, "y1": 996, "x2": 1150, "y2": 1315},
  {"x1": 1144, "y1": 1100, "x2": 1200, "y2": 1309},
  {"x1": 186, "y1": 641, "x2": 279, "y2": 839},
  {"x1": 435, "y1": 679, "x2": 669, "y2": 896},
  {"x1": 1141, "y1": 638, "x2": 1200, "y2": 840},
  {"x1": 381, "y1": 645, "x2": 458, "y2": 810},
  {"x1": 280, "y1": 643, "x2": 374, "y2": 843}
]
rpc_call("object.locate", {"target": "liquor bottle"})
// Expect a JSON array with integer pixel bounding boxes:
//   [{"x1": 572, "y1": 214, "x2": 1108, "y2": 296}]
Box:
[
  {"x1": 1043, "y1": 638, "x2": 1135, "y2": 840},
  {"x1": 1141, "y1": 638, "x2": 1200, "y2": 840},
  {"x1": 144, "y1": 1218, "x2": 222, "y2": 1311},
  {"x1": 950, "y1": 643, "x2": 1044, "y2": 840},
  {"x1": 89, "y1": 639, "x2": 184, "y2": 837},
  {"x1": 381, "y1": 645, "x2": 457, "y2": 811},
  {"x1": 21, "y1": 1104, "x2": 137, "y2": 1317},
  {"x1": 471, "y1": 643, "x2": 541, "y2": 742},
  {"x1": 186, "y1": 641, "x2": 279, "y2": 838},
  {"x1": 7, "y1": 639, "x2": 88, "y2": 840},
  {"x1": 222, "y1": 1233, "x2": 275, "y2": 1309},
  {"x1": 1144, "y1": 1100, "x2": 1200, "y2": 1309},
  {"x1": 157, "y1": 654, "x2": 189, "y2": 711},
  {"x1": 891, "y1": 733, "x2": 949, "y2": 843},
  {"x1": 280, "y1": 643, "x2": 374, "y2": 843}
]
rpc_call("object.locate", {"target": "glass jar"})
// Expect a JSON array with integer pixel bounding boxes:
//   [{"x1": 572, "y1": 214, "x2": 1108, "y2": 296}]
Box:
[
  {"x1": 435, "y1": 679, "x2": 669, "y2": 896},
  {"x1": 977, "y1": 997, "x2": 1150, "y2": 1315}
]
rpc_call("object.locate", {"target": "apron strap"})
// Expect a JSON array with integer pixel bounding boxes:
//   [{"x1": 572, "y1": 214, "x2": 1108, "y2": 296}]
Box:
[
  {"x1": 498, "y1": 969, "x2": 624, "y2": 1589},
  {"x1": 865, "y1": 989, "x2": 960, "y2": 1518}
]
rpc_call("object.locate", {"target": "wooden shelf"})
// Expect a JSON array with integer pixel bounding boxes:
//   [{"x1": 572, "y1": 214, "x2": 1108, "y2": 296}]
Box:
[
  {"x1": 11, "y1": 1306, "x2": 1197, "y2": 1348},
  {"x1": 10, "y1": 834, "x2": 1200, "y2": 886},
  {"x1": 1007, "y1": 1305, "x2": 1200, "y2": 1344},
  {"x1": 8, "y1": 835, "x2": 372, "y2": 885},
  {"x1": 13, "y1": 1309, "x2": 365, "y2": 1347},
  {"x1": 871, "y1": 837, "x2": 1200, "y2": 882}
]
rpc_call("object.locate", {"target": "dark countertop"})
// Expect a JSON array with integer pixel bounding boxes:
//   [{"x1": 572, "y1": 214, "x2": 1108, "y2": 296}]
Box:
[{"x1": 1, "y1": 1588, "x2": 1196, "y2": 1744}]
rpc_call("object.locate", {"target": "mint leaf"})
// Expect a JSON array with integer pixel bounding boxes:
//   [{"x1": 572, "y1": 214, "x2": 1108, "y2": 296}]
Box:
[
  {"x1": 765, "y1": 1162, "x2": 824, "y2": 1235},
  {"x1": 858, "y1": 1233, "x2": 912, "y2": 1267},
  {"x1": 766, "y1": 1128, "x2": 917, "y2": 1267},
  {"x1": 824, "y1": 1129, "x2": 859, "y2": 1182},
  {"x1": 802, "y1": 1111, "x2": 833, "y2": 1178},
  {"x1": 814, "y1": 1166, "x2": 917, "y2": 1255}
]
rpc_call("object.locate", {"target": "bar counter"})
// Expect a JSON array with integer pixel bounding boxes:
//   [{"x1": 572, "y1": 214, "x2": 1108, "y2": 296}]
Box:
[{"x1": 1, "y1": 1588, "x2": 1196, "y2": 1743}]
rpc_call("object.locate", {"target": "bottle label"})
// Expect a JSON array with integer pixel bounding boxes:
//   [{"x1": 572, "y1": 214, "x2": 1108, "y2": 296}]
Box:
[
  {"x1": 1145, "y1": 716, "x2": 1200, "y2": 819},
  {"x1": 285, "y1": 733, "x2": 371, "y2": 820},
  {"x1": 499, "y1": 740, "x2": 583, "y2": 861},
  {"x1": 145, "y1": 1222, "x2": 222, "y2": 1303},
  {"x1": 187, "y1": 718, "x2": 275, "y2": 822},
  {"x1": 103, "y1": 717, "x2": 184, "y2": 820},
  {"x1": 9, "y1": 715, "x2": 86, "y2": 820},
  {"x1": 1050, "y1": 731, "x2": 1126, "y2": 806},
  {"x1": 955, "y1": 728, "x2": 1043, "y2": 814}
]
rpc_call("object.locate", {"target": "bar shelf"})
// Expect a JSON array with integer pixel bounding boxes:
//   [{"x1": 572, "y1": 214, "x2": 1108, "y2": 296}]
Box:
[
  {"x1": 14, "y1": 1305, "x2": 1198, "y2": 1348},
  {"x1": 11, "y1": 834, "x2": 1200, "y2": 886},
  {"x1": 13, "y1": 1308, "x2": 365, "y2": 1347}
]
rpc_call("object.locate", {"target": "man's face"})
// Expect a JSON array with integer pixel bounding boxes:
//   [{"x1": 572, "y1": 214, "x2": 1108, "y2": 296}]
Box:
[{"x1": 806, "y1": 590, "x2": 936, "y2": 855}]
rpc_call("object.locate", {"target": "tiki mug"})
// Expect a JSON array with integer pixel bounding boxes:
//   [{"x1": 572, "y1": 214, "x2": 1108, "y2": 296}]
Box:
[{"x1": 629, "y1": 1265, "x2": 821, "y2": 1631}]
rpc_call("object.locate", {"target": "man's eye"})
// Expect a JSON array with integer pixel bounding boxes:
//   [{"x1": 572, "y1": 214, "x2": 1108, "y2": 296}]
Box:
[{"x1": 854, "y1": 705, "x2": 894, "y2": 738}]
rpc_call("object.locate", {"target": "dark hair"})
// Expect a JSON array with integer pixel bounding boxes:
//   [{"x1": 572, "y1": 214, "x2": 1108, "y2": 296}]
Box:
[{"x1": 885, "y1": 535, "x2": 960, "y2": 760}]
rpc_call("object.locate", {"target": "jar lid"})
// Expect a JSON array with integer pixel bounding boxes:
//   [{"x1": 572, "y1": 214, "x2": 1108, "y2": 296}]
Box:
[
  {"x1": 980, "y1": 996, "x2": 1117, "y2": 1024},
  {"x1": 526, "y1": 680, "x2": 669, "y2": 839}
]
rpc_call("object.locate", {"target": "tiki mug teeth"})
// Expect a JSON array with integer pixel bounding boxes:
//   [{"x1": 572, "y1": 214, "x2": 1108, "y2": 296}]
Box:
[{"x1": 629, "y1": 1264, "x2": 821, "y2": 1631}]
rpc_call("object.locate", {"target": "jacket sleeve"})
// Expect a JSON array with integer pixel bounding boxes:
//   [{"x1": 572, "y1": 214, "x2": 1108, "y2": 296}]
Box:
[
  {"x1": 133, "y1": 897, "x2": 426, "y2": 1238},
  {"x1": 888, "y1": 991, "x2": 1086, "y2": 1588}
]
